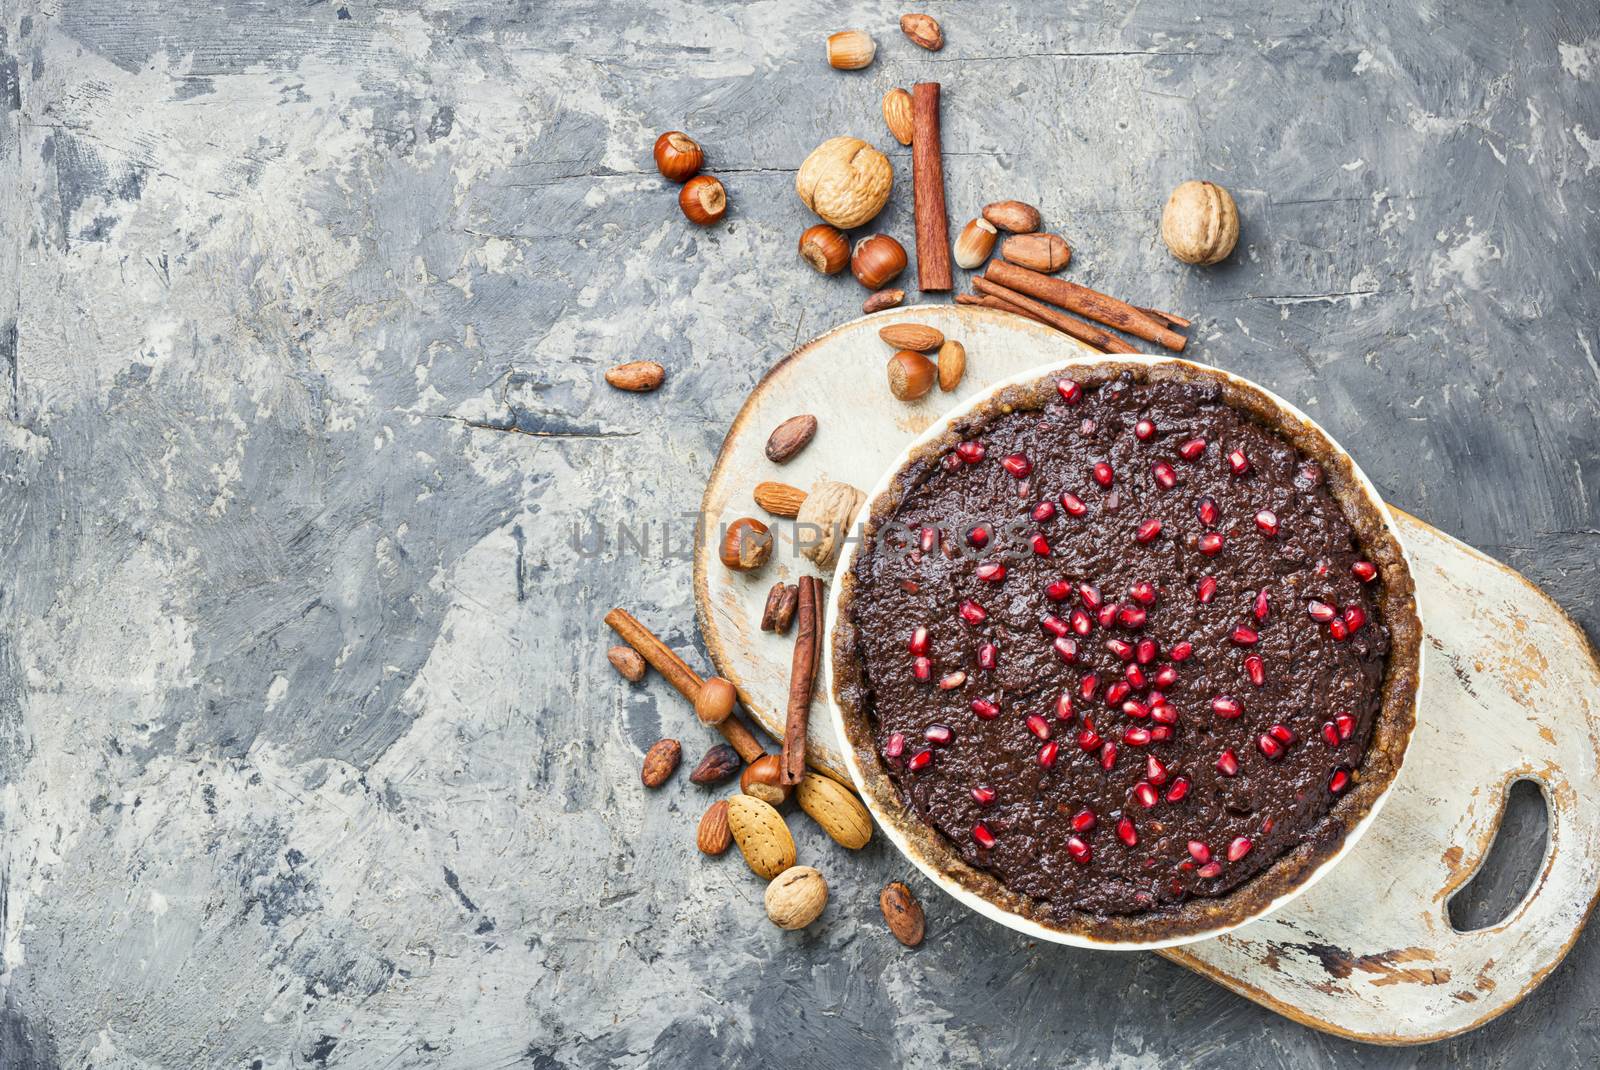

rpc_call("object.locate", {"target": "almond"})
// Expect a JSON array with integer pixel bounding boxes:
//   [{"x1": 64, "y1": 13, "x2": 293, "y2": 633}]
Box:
[
  {"x1": 795, "y1": 773, "x2": 872, "y2": 849},
  {"x1": 882, "y1": 88, "x2": 914, "y2": 146},
  {"x1": 880, "y1": 881, "x2": 926, "y2": 946},
  {"x1": 878, "y1": 323, "x2": 944, "y2": 351},
  {"x1": 607, "y1": 644, "x2": 647, "y2": 682},
  {"x1": 726, "y1": 794, "x2": 797, "y2": 879},
  {"x1": 899, "y1": 13, "x2": 943, "y2": 51},
  {"x1": 641, "y1": 738, "x2": 681, "y2": 788},
  {"x1": 765, "y1": 866, "x2": 828, "y2": 930},
  {"x1": 604, "y1": 360, "x2": 665, "y2": 392},
  {"x1": 753, "y1": 480, "x2": 807, "y2": 518},
  {"x1": 937, "y1": 339, "x2": 966, "y2": 392},
  {"x1": 697, "y1": 800, "x2": 732, "y2": 855},
  {"x1": 862, "y1": 288, "x2": 905, "y2": 314},
  {"x1": 1002, "y1": 232, "x2": 1071, "y2": 273},
  {"x1": 689, "y1": 742, "x2": 742, "y2": 785},
  {"x1": 765, "y1": 414, "x2": 818, "y2": 463},
  {"x1": 981, "y1": 200, "x2": 1042, "y2": 234}
]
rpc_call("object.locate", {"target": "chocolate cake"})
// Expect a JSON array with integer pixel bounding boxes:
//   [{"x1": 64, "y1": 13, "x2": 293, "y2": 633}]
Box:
[{"x1": 832, "y1": 362, "x2": 1421, "y2": 941}]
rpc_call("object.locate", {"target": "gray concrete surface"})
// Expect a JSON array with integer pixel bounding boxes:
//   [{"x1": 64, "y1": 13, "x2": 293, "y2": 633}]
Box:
[{"x1": 2, "y1": 0, "x2": 1598, "y2": 1066}]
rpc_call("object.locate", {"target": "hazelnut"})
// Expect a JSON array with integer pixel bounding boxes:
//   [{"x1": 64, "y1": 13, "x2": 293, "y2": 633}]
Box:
[
  {"x1": 826, "y1": 30, "x2": 876, "y2": 70},
  {"x1": 886, "y1": 350, "x2": 936, "y2": 401},
  {"x1": 679, "y1": 174, "x2": 727, "y2": 225},
  {"x1": 695, "y1": 676, "x2": 738, "y2": 726},
  {"x1": 798, "y1": 224, "x2": 849, "y2": 275},
  {"x1": 741, "y1": 753, "x2": 791, "y2": 806},
  {"x1": 796, "y1": 137, "x2": 893, "y2": 229},
  {"x1": 1161, "y1": 180, "x2": 1239, "y2": 265},
  {"x1": 652, "y1": 131, "x2": 703, "y2": 183},
  {"x1": 882, "y1": 88, "x2": 914, "y2": 146},
  {"x1": 952, "y1": 218, "x2": 998, "y2": 269},
  {"x1": 850, "y1": 234, "x2": 907, "y2": 290},
  {"x1": 719, "y1": 517, "x2": 772, "y2": 573}
]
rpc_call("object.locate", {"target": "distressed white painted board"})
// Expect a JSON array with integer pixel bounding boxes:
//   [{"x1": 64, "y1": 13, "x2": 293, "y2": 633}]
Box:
[{"x1": 692, "y1": 306, "x2": 1600, "y2": 1043}]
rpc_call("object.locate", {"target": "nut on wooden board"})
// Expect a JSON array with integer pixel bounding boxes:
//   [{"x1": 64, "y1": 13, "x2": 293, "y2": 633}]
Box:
[
  {"x1": 765, "y1": 866, "x2": 828, "y2": 930},
  {"x1": 862, "y1": 288, "x2": 905, "y2": 313},
  {"x1": 878, "y1": 323, "x2": 944, "y2": 352},
  {"x1": 725, "y1": 793, "x2": 796, "y2": 879},
  {"x1": 764, "y1": 414, "x2": 818, "y2": 463},
  {"x1": 937, "y1": 339, "x2": 966, "y2": 392}
]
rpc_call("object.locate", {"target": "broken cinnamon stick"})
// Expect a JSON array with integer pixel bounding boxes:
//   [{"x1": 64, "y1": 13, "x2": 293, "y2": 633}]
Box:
[
  {"x1": 972, "y1": 277, "x2": 1139, "y2": 354},
  {"x1": 781, "y1": 577, "x2": 821, "y2": 784},
  {"x1": 956, "y1": 292, "x2": 1058, "y2": 330},
  {"x1": 985, "y1": 259, "x2": 1187, "y2": 351},
  {"x1": 1137, "y1": 305, "x2": 1191, "y2": 331},
  {"x1": 910, "y1": 83, "x2": 953, "y2": 292}
]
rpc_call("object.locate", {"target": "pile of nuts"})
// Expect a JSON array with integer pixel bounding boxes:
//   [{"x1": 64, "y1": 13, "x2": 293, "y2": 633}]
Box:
[
  {"x1": 879, "y1": 321, "x2": 964, "y2": 400},
  {"x1": 653, "y1": 130, "x2": 726, "y2": 226}
]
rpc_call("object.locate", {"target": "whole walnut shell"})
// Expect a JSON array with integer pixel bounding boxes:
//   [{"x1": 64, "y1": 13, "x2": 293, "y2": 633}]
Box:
[
  {"x1": 796, "y1": 137, "x2": 893, "y2": 229},
  {"x1": 765, "y1": 866, "x2": 829, "y2": 930},
  {"x1": 1161, "y1": 180, "x2": 1240, "y2": 265}
]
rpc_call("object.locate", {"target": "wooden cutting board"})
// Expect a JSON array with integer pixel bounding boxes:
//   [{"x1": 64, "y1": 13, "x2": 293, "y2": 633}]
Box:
[{"x1": 690, "y1": 305, "x2": 1600, "y2": 1044}]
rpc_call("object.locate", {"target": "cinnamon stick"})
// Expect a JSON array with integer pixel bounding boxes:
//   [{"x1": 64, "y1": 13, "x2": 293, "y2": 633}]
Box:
[
  {"x1": 604, "y1": 608, "x2": 766, "y2": 762},
  {"x1": 781, "y1": 577, "x2": 820, "y2": 784},
  {"x1": 910, "y1": 83, "x2": 952, "y2": 292},
  {"x1": 972, "y1": 277, "x2": 1139, "y2": 354},
  {"x1": 985, "y1": 259, "x2": 1187, "y2": 351},
  {"x1": 1137, "y1": 305, "x2": 1191, "y2": 331},
  {"x1": 957, "y1": 292, "x2": 1057, "y2": 330}
]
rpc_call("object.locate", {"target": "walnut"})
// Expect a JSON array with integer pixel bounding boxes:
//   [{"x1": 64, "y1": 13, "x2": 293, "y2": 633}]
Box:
[
  {"x1": 1160, "y1": 180, "x2": 1240, "y2": 266},
  {"x1": 796, "y1": 137, "x2": 893, "y2": 229}
]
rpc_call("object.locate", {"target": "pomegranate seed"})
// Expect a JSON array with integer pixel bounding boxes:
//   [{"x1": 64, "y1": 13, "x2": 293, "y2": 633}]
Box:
[
  {"x1": 1329, "y1": 767, "x2": 1352, "y2": 794},
  {"x1": 1170, "y1": 640, "x2": 1194, "y2": 661},
  {"x1": 941, "y1": 453, "x2": 963, "y2": 472},
  {"x1": 1216, "y1": 749, "x2": 1239, "y2": 776},
  {"x1": 907, "y1": 748, "x2": 933, "y2": 771},
  {"x1": 1077, "y1": 728, "x2": 1103, "y2": 752},
  {"x1": 1257, "y1": 734, "x2": 1282, "y2": 759},
  {"x1": 967, "y1": 525, "x2": 990, "y2": 548},
  {"x1": 1188, "y1": 840, "x2": 1211, "y2": 863},
  {"x1": 1343, "y1": 605, "x2": 1366, "y2": 632},
  {"x1": 959, "y1": 600, "x2": 987, "y2": 625},
  {"x1": 1149, "y1": 724, "x2": 1173, "y2": 742},
  {"x1": 973, "y1": 821, "x2": 996, "y2": 848},
  {"x1": 1067, "y1": 835, "x2": 1092, "y2": 863},
  {"x1": 1198, "y1": 532, "x2": 1225, "y2": 556},
  {"x1": 884, "y1": 732, "x2": 905, "y2": 758},
  {"x1": 1046, "y1": 580, "x2": 1072, "y2": 601},
  {"x1": 1106, "y1": 638, "x2": 1134, "y2": 661},
  {"x1": 1053, "y1": 637, "x2": 1079, "y2": 663},
  {"x1": 1228, "y1": 448, "x2": 1251, "y2": 475},
  {"x1": 919, "y1": 526, "x2": 938, "y2": 553},
  {"x1": 1136, "y1": 638, "x2": 1158, "y2": 665},
  {"x1": 939, "y1": 671, "x2": 966, "y2": 690},
  {"x1": 1080, "y1": 674, "x2": 1100, "y2": 700},
  {"x1": 971, "y1": 698, "x2": 999, "y2": 719},
  {"x1": 1136, "y1": 518, "x2": 1163, "y2": 543},
  {"x1": 1117, "y1": 817, "x2": 1139, "y2": 845},
  {"x1": 1329, "y1": 618, "x2": 1350, "y2": 641},
  {"x1": 925, "y1": 723, "x2": 953, "y2": 745},
  {"x1": 1060, "y1": 491, "x2": 1088, "y2": 517},
  {"x1": 912, "y1": 657, "x2": 932, "y2": 681},
  {"x1": 1231, "y1": 625, "x2": 1259, "y2": 646},
  {"x1": 1352, "y1": 560, "x2": 1378, "y2": 582},
  {"x1": 1097, "y1": 603, "x2": 1118, "y2": 629},
  {"x1": 1032, "y1": 500, "x2": 1057, "y2": 523},
  {"x1": 1255, "y1": 509, "x2": 1280, "y2": 536},
  {"x1": 1003, "y1": 453, "x2": 1032, "y2": 478},
  {"x1": 1118, "y1": 605, "x2": 1148, "y2": 629},
  {"x1": 1307, "y1": 600, "x2": 1337, "y2": 622},
  {"x1": 908, "y1": 627, "x2": 930, "y2": 656},
  {"x1": 1227, "y1": 836, "x2": 1253, "y2": 862},
  {"x1": 1078, "y1": 583, "x2": 1103, "y2": 609},
  {"x1": 1151, "y1": 460, "x2": 1177, "y2": 489},
  {"x1": 1336, "y1": 712, "x2": 1356, "y2": 740},
  {"x1": 1124, "y1": 664, "x2": 1147, "y2": 689},
  {"x1": 1179, "y1": 437, "x2": 1207, "y2": 460},
  {"x1": 1057, "y1": 379, "x2": 1082, "y2": 404},
  {"x1": 1150, "y1": 703, "x2": 1178, "y2": 725},
  {"x1": 1071, "y1": 808, "x2": 1097, "y2": 832},
  {"x1": 1165, "y1": 777, "x2": 1190, "y2": 802},
  {"x1": 1123, "y1": 700, "x2": 1150, "y2": 720},
  {"x1": 1130, "y1": 581, "x2": 1157, "y2": 605},
  {"x1": 1093, "y1": 462, "x2": 1115, "y2": 487},
  {"x1": 1270, "y1": 724, "x2": 1295, "y2": 745},
  {"x1": 1154, "y1": 665, "x2": 1179, "y2": 689},
  {"x1": 978, "y1": 642, "x2": 998, "y2": 670},
  {"x1": 975, "y1": 562, "x2": 1007, "y2": 583},
  {"x1": 1031, "y1": 533, "x2": 1052, "y2": 556},
  {"x1": 1196, "y1": 577, "x2": 1218, "y2": 604},
  {"x1": 1196, "y1": 861, "x2": 1223, "y2": 879},
  {"x1": 1124, "y1": 726, "x2": 1151, "y2": 746},
  {"x1": 1147, "y1": 756, "x2": 1169, "y2": 785},
  {"x1": 1099, "y1": 740, "x2": 1118, "y2": 769},
  {"x1": 956, "y1": 441, "x2": 985, "y2": 464},
  {"x1": 1055, "y1": 692, "x2": 1074, "y2": 721},
  {"x1": 1027, "y1": 714, "x2": 1051, "y2": 740},
  {"x1": 971, "y1": 785, "x2": 996, "y2": 805},
  {"x1": 1212, "y1": 695, "x2": 1243, "y2": 719},
  {"x1": 1321, "y1": 721, "x2": 1340, "y2": 747},
  {"x1": 1041, "y1": 614, "x2": 1069, "y2": 638},
  {"x1": 1134, "y1": 782, "x2": 1159, "y2": 808},
  {"x1": 1245, "y1": 655, "x2": 1265, "y2": 687},
  {"x1": 1197, "y1": 496, "x2": 1220, "y2": 526},
  {"x1": 1105, "y1": 681, "x2": 1132, "y2": 705},
  {"x1": 1038, "y1": 740, "x2": 1060, "y2": 767},
  {"x1": 1254, "y1": 588, "x2": 1271, "y2": 621},
  {"x1": 1263, "y1": 817, "x2": 1275, "y2": 833},
  {"x1": 1070, "y1": 609, "x2": 1093, "y2": 636}
]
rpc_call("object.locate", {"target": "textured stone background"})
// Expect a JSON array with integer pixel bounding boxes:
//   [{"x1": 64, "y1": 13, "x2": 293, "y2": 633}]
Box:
[{"x1": 1, "y1": 0, "x2": 1598, "y2": 1066}]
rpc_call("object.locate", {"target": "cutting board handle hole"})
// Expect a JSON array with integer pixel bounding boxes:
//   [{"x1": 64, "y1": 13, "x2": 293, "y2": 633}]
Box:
[{"x1": 1447, "y1": 778, "x2": 1550, "y2": 933}]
